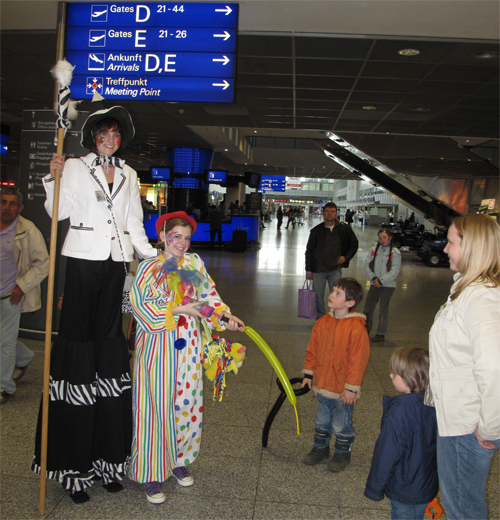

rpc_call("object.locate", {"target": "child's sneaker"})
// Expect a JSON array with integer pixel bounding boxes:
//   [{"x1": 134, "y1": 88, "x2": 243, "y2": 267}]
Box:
[
  {"x1": 327, "y1": 451, "x2": 351, "y2": 472},
  {"x1": 145, "y1": 482, "x2": 165, "y2": 504},
  {"x1": 303, "y1": 446, "x2": 330, "y2": 465},
  {"x1": 172, "y1": 467, "x2": 194, "y2": 487}
]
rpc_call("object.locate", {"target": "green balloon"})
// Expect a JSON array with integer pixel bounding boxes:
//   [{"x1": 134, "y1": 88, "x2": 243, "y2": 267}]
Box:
[{"x1": 244, "y1": 326, "x2": 297, "y2": 406}]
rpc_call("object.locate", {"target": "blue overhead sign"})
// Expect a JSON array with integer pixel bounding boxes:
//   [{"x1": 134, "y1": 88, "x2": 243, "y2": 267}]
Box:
[
  {"x1": 66, "y1": 27, "x2": 237, "y2": 52},
  {"x1": 70, "y1": 75, "x2": 233, "y2": 101},
  {"x1": 66, "y1": 2, "x2": 238, "y2": 103},
  {"x1": 68, "y1": 3, "x2": 237, "y2": 27},
  {"x1": 67, "y1": 51, "x2": 233, "y2": 76},
  {"x1": 259, "y1": 175, "x2": 286, "y2": 192}
]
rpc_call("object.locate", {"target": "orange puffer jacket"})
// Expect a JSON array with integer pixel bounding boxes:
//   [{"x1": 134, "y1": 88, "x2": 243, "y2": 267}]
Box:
[{"x1": 303, "y1": 312, "x2": 370, "y2": 399}]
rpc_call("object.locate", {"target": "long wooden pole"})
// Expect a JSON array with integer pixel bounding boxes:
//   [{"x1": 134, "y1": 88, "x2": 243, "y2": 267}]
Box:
[
  {"x1": 38, "y1": 127, "x2": 64, "y2": 515},
  {"x1": 39, "y1": 5, "x2": 67, "y2": 513}
]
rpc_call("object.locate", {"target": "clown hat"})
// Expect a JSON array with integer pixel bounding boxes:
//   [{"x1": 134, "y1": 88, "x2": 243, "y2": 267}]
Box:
[
  {"x1": 156, "y1": 211, "x2": 197, "y2": 234},
  {"x1": 80, "y1": 92, "x2": 135, "y2": 150}
]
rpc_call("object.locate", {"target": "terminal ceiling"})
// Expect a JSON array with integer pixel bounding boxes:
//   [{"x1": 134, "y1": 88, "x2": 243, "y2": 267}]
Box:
[{"x1": 1, "y1": 1, "x2": 499, "y2": 182}]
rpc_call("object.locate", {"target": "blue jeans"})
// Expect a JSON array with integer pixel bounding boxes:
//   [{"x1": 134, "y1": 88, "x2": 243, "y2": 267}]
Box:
[
  {"x1": 313, "y1": 393, "x2": 355, "y2": 453},
  {"x1": 390, "y1": 501, "x2": 427, "y2": 520},
  {"x1": 437, "y1": 433, "x2": 500, "y2": 520},
  {"x1": 312, "y1": 268, "x2": 342, "y2": 319},
  {"x1": 1, "y1": 297, "x2": 35, "y2": 394}
]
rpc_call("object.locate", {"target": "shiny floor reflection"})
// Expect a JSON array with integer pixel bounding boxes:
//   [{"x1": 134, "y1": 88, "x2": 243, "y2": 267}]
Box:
[{"x1": 1, "y1": 215, "x2": 498, "y2": 520}]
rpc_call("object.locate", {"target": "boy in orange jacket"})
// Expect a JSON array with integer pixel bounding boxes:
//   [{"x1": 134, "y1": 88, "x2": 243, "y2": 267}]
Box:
[{"x1": 301, "y1": 277, "x2": 370, "y2": 472}]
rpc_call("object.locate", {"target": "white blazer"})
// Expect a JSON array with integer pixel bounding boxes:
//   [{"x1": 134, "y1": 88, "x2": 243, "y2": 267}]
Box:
[
  {"x1": 429, "y1": 274, "x2": 500, "y2": 441},
  {"x1": 43, "y1": 153, "x2": 157, "y2": 262}
]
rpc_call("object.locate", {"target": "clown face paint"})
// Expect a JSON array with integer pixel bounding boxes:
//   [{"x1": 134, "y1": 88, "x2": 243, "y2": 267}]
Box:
[
  {"x1": 96, "y1": 130, "x2": 121, "y2": 156},
  {"x1": 163, "y1": 225, "x2": 192, "y2": 261}
]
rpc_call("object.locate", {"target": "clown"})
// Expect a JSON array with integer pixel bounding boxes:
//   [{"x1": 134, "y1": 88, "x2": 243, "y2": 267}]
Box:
[{"x1": 128, "y1": 211, "x2": 244, "y2": 504}]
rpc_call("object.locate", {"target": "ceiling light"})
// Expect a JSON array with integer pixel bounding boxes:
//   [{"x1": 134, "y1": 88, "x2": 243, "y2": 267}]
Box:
[
  {"x1": 362, "y1": 106, "x2": 377, "y2": 110},
  {"x1": 471, "y1": 51, "x2": 499, "y2": 59},
  {"x1": 409, "y1": 107, "x2": 431, "y2": 112},
  {"x1": 398, "y1": 49, "x2": 420, "y2": 56}
]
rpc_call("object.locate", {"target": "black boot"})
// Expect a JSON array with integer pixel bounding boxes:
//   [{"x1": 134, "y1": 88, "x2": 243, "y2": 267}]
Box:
[
  {"x1": 327, "y1": 451, "x2": 351, "y2": 472},
  {"x1": 327, "y1": 436, "x2": 353, "y2": 472},
  {"x1": 70, "y1": 490, "x2": 90, "y2": 504},
  {"x1": 304, "y1": 446, "x2": 330, "y2": 466}
]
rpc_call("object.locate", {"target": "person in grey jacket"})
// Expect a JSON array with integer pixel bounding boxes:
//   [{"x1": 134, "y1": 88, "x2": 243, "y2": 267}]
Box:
[
  {"x1": 305, "y1": 203, "x2": 359, "y2": 319},
  {"x1": 1, "y1": 187, "x2": 49, "y2": 404},
  {"x1": 363, "y1": 228, "x2": 401, "y2": 342}
]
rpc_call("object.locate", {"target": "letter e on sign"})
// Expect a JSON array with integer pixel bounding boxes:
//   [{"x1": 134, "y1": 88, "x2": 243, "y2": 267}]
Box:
[{"x1": 135, "y1": 30, "x2": 147, "y2": 47}]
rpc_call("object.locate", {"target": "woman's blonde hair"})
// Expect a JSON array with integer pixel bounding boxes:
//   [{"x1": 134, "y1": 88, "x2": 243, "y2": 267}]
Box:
[
  {"x1": 389, "y1": 347, "x2": 429, "y2": 393},
  {"x1": 451, "y1": 214, "x2": 500, "y2": 300}
]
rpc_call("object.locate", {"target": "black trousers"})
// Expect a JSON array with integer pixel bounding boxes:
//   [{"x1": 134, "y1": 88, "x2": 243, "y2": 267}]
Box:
[
  {"x1": 210, "y1": 227, "x2": 223, "y2": 248},
  {"x1": 33, "y1": 257, "x2": 132, "y2": 492}
]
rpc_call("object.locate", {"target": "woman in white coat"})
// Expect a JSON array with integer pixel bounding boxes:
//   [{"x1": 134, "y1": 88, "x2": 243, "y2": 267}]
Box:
[
  {"x1": 428, "y1": 213, "x2": 500, "y2": 520},
  {"x1": 32, "y1": 94, "x2": 157, "y2": 503}
]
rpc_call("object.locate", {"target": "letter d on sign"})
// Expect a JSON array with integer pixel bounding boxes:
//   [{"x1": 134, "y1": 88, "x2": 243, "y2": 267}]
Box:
[
  {"x1": 136, "y1": 5, "x2": 150, "y2": 22},
  {"x1": 145, "y1": 54, "x2": 160, "y2": 72}
]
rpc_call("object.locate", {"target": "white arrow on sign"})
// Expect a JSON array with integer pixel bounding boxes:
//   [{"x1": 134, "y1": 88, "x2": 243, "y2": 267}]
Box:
[
  {"x1": 215, "y1": 6, "x2": 232, "y2": 15},
  {"x1": 212, "y1": 55, "x2": 230, "y2": 66},
  {"x1": 213, "y1": 31, "x2": 231, "y2": 41},
  {"x1": 213, "y1": 80, "x2": 230, "y2": 90}
]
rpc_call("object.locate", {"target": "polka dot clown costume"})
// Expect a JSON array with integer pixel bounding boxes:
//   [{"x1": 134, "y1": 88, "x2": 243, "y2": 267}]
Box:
[{"x1": 128, "y1": 212, "x2": 242, "y2": 503}]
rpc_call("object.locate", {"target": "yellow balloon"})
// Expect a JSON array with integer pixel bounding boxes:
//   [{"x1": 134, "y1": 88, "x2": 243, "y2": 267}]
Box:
[{"x1": 245, "y1": 327, "x2": 297, "y2": 406}]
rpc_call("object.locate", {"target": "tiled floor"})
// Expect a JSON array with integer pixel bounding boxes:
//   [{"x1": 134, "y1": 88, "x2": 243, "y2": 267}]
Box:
[{"x1": 1, "y1": 216, "x2": 498, "y2": 520}]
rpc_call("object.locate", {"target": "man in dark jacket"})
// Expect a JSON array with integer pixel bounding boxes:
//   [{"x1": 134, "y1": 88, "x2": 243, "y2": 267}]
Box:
[
  {"x1": 305, "y1": 203, "x2": 358, "y2": 319},
  {"x1": 208, "y1": 205, "x2": 223, "y2": 250}
]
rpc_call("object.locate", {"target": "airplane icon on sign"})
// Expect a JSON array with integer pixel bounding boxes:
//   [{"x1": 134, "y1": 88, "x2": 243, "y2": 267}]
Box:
[
  {"x1": 89, "y1": 30, "x2": 106, "y2": 47},
  {"x1": 90, "y1": 5, "x2": 108, "y2": 22},
  {"x1": 89, "y1": 53, "x2": 105, "y2": 71}
]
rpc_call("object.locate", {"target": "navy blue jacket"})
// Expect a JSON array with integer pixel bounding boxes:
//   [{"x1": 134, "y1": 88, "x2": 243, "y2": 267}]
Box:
[{"x1": 364, "y1": 392, "x2": 438, "y2": 505}]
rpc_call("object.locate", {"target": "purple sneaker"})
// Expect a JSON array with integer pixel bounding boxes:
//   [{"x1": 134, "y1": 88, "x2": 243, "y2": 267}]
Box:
[
  {"x1": 172, "y1": 467, "x2": 194, "y2": 487},
  {"x1": 145, "y1": 482, "x2": 165, "y2": 504}
]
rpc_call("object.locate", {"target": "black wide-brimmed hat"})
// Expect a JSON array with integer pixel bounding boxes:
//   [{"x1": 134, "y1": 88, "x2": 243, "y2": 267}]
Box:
[{"x1": 80, "y1": 92, "x2": 135, "y2": 150}]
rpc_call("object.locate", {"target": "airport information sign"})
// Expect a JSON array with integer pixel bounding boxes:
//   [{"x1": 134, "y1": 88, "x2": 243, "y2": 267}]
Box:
[
  {"x1": 66, "y1": 2, "x2": 238, "y2": 103},
  {"x1": 259, "y1": 175, "x2": 286, "y2": 192}
]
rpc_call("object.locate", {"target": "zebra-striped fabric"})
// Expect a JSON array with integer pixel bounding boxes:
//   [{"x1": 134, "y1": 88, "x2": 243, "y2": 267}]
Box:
[
  {"x1": 32, "y1": 456, "x2": 130, "y2": 492},
  {"x1": 128, "y1": 253, "x2": 229, "y2": 483},
  {"x1": 48, "y1": 373, "x2": 131, "y2": 405}
]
